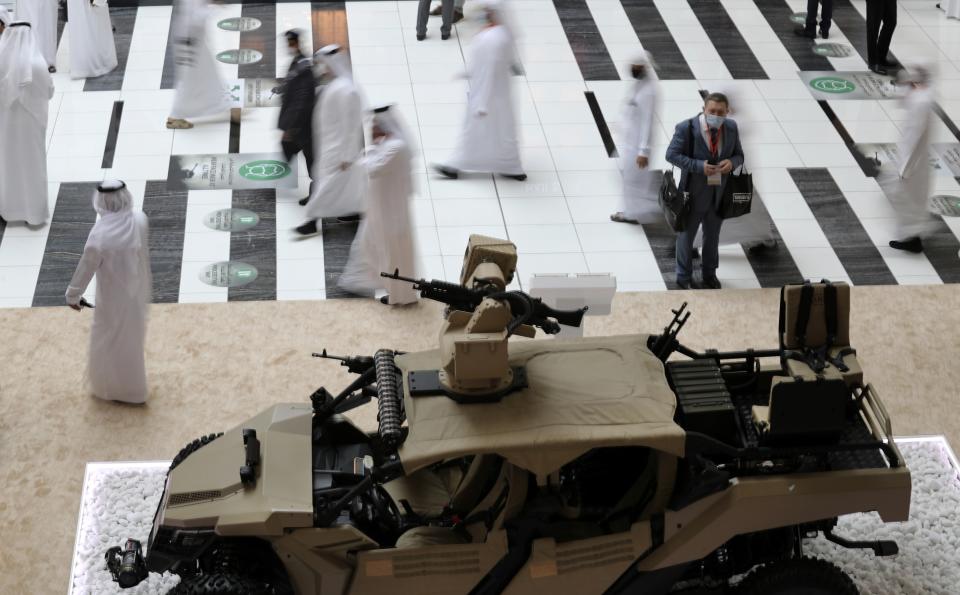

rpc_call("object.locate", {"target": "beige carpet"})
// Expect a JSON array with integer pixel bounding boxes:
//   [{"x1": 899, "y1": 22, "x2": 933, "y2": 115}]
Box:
[{"x1": 1, "y1": 285, "x2": 958, "y2": 593}]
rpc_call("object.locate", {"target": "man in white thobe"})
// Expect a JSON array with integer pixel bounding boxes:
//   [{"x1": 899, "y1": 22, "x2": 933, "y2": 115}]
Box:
[
  {"x1": 67, "y1": 0, "x2": 117, "y2": 79},
  {"x1": 611, "y1": 53, "x2": 660, "y2": 225},
  {"x1": 66, "y1": 181, "x2": 152, "y2": 404},
  {"x1": 0, "y1": 21, "x2": 54, "y2": 226},
  {"x1": 434, "y1": 0, "x2": 525, "y2": 181},
  {"x1": 296, "y1": 44, "x2": 366, "y2": 235},
  {"x1": 339, "y1": 106, "x2": 419, "y2": 306},
  {"x1": 17, "y1": 0, "x2": 59, "y2": 71},
  {"x1": 166, "y1": 0, "x2": 232, "y2": 129},
  {"x1": 887, "y1": 66, "x2": 938, "y2": 253}
]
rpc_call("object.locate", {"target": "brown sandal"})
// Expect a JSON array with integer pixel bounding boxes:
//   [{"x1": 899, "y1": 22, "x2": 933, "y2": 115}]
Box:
[{"x1": 166, "y1": 118, "x2": 194, "y2": 130}]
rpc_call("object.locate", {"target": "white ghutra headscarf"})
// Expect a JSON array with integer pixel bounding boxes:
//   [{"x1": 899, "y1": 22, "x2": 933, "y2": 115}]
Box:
[{"x1": 89, "y1": 181, "x2": 150, "y2": 301}]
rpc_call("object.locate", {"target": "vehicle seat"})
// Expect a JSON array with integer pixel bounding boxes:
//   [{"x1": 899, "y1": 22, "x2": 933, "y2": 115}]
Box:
[
  {"x1": 752, "y1": 376, "x2": 848, "y2": 444},
  {"x1": 779, "y1": 280, "x2": 862, "y2": 387},
  {"x1": 394, "y1": 462, "x2": 529, "y2": 548},
  {"x1": 384, "y1": 455, "x2": 501, "y2": 519}
]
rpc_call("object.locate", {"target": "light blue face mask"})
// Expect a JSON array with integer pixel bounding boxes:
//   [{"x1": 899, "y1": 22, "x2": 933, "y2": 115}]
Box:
[{"x1": 705, "y1": 114, "x2": 726, "y2": 129}]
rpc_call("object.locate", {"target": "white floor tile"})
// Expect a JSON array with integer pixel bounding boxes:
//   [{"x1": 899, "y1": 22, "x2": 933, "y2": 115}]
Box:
[
  {"x1": 500, "y1": 197, "x2": 572, "y2": 226},
  {"x1": 876, "y1": 246, "x2": 940, "y2": 279},
  {"x1": 788, "y1": 247, "x2": 849, "y2": 279},
  {"x1": 427, "y1": 174, "x2": 498, "y2": 199},
  {"x1": 437, "y1": 226, "x2": 507, "y2": 255},
  {"x1": 507, "y1": 224, "x2": 582, "y2": 253},
  {"x1": 548, "y1": 147, "x2": 618, "y2": 171},
  {"x1": 576, "y1": 222, "x2": 652, "y2": 252},
  {"x1": 760, "y1": 192, "x2": 817, "y2": 220},
  {"x1": 433, "y1": 199, "x2": 504, "y2": 227},
  {"x1": 583, "y1": 251, "x2": 664, "y2": 284},
  {"x1": 775, "y1": 219, "x2": 833, "y2": 248},
  {"x1": 558, "y1": 170, "x2": 623, "y2": 197},
  {"x1": 495, "y1": 170, "x2": 564, "y2": 198},
  {"x1": 276, "y1": 259, "x2": 326, "y2": 292}
]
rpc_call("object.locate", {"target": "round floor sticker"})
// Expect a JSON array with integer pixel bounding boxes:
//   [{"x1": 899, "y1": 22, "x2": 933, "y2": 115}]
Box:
[
  {"x1": 809, "y1": 76, "x2": 856, "y2": 94},
  {"x1": 217, "y1": 17, "x2": 262, "y2": 32},
  {"x1": 789, "y1": 12, "x2": 807, "y2": 25},
  {"x1": 238, "y1": 160, "x2": 292, "y2": 182},
  {"x1": 203, "y1": 209, "x2": 260, "y2": 232},
  {"x1": 199, "y1": 262, "x2": 259, "y2": 287},
  {"x1": 216, "y1": 49, "x2": 263, "y2": 65},
  {"x1": 813, "y1": 43, "x2": 853, "y2": 58},
  {"x1": 930, "y1": 195, "x2": 960, "y2": 217}
]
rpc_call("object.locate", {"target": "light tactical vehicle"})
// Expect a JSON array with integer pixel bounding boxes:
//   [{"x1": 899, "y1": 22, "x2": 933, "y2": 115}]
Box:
[{"x1": 107, "y1": 236, "x2": 911, "y2": 595}]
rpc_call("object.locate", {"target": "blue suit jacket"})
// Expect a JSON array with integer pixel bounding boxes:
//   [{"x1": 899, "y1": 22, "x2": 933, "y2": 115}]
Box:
[{"x1": 665, "y1": 116, "x2": 745, "y2": 211}]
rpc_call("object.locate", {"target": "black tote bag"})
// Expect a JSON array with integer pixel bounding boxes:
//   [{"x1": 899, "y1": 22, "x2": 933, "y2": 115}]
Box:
[{"x1": 719, "y1": 167, "x2": 753, "y2": 219}]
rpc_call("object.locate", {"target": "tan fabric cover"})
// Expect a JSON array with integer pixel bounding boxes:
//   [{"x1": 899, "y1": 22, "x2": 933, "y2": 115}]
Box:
[
  {"x1": 781, "y1": 282, "x2": 850, "y2": 349},
  {"x1": 395, "y1": 525, "x2": 470, "y2": 548},
  {"x1": 383, "y1": 465, "x2": 463, "y2": 517},
  {"x1": 396, "y1": 334, "x2": 685, "y2": 476}
]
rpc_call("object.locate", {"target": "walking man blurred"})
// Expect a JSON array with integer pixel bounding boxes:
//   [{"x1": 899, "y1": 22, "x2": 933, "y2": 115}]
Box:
[{"x1": 277, "y1": 29, "x2": 317, "y2": 206}]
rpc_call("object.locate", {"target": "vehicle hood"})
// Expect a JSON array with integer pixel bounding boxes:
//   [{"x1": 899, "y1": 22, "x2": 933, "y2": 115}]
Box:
[{"x1": 159, "y1": 403, "x2": 314, "y2": 536}]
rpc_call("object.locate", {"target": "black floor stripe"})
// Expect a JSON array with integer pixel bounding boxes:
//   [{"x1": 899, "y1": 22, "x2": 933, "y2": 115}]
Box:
[
  {"x1": 818, "y1": 100, "x2": 882, "y2": 177},
  {"x1": 831, "y1": 0, "x2": 872, "y2": 64},
  {"x1": 585, "y1": 91, "x2": 617, "y2": 158},
  {"x1": 101, "y1": 101, "x2": 125, "y2": 169},
  {"x1": 229, "y1": 108, "x2": 241, "y2": 154},
  {"x1": 239, "y1": 3, "x2": 277, "y2": 80},
  {"x1": 83, "y1": 6, "x2": 138, "y2": 92},
  {"x1": 57, "y1": 4, "x2": 66, "y2": 52},
  {"x1": 688, "y1": 0, "x2": 766, "y2": 80},
  {"x1": 742, "y1": 217, "x2": 804, "y2": 288},
  {"x1": 229, "y1": 189, "x2": 276, "y2": 301},
  {"x1": 640, "y1": 171, "x2": 683, "y2": 289},
  {"x1": 619, "y1": 0, "x2": 693, "y2": 80},
  {"x1": 0, "y1": 216, "x2": 6, "y2": 248},
  {"x1": 917, "y1": 223, "x2": 960, "y2": 283},
  {"x1": 788, "y1": 168, "x2": 896, "y2": 285},
  {"x1": 312, "y1": 1, "x2": 360, "y2": 299},
  {"x1": 553, "y1": 0, "x2": 620, "y2": 81},
  {"x1": 32, "y1": 182, "x2": 100, "y2": 307},
  {"x1": 754, "y1": 0, "x2": 833, "y2": 71},
  {"x1": 142, "y1": 180, "x2": 187, "y2": 303},
  {"x1": 160, "y1": 3, "x2": 178, "y2": 90}
]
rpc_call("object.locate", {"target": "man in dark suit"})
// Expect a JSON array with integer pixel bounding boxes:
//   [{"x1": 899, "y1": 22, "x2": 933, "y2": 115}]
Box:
[
  {"x1": 665, "y1": 93, "x2": 744, "y2": 290},
  {"x1": 866, "y1": 0, "x2": 897, "y2": 74},
  {"x1": 277, "y1": 30, "x2": 317, "y2": 205},
  {"x1": 794, "y1": 0, "x2": 833, "y2": 39}
]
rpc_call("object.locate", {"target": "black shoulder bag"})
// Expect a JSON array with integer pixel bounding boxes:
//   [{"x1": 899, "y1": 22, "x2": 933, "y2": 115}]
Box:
[{"x1": 659, "y1": 118, "x2": 695, "y2": 232}]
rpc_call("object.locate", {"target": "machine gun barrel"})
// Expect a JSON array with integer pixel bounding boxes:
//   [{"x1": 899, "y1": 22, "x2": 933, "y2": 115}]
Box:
[
  {"x1": 312, "y1": 349, "x2": 375, "y2": 375},
  {"x1": 381, "y1": 269, "x2": 486, "y2": 311},
  {"x1": 651, "y1": 302, "x2": 690, "y2": 360}
]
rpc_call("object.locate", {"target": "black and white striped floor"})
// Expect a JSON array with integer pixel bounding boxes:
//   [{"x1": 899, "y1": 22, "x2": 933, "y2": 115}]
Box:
[{"x1": 2, "y1": 0, "x2": 960, "y2": 307}]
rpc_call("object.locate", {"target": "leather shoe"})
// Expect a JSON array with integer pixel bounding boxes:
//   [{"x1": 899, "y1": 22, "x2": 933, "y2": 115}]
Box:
[
  {"x1": 298, "y1": 196, "x2": 310, "y2": 206},
  {"x1": 295, "y1": 220, "x2": 319, "y2": 236},
  {"x1": 889, "y1": 237, "x2": 923, "y2": 253},
  {"x1": 434, "y1": 165, "x2": 459, "y2": 179},
  {"x1": 793, "y1": 26, "x2": 816, "y2": 39},
  {"x1": 869, "y1": 64, "x2": 888, "y2": 75},
  {"x1": 701, "y1": 276, "x2": 722, "y2": 290},
  {"x1": 416, "y1": 34, "x2": 426, "y2": 41},
  {"x1": 442, "y1": 32, "x2": 450, "y2": 40},
  {"x1": 819, "y1": 28, "x2": 829, "y2": 39},
  {"x1": 676, "y1": 278, "x2": 692, "y2": 290},
  {"x1": 453, "y1": 10, "x2": 464, "y2": 23},
  {"x1": 430, "y1": 4, "x2": 442, "y2": 15},
  {"x1": 501, "y1": 173, "x2": 527, "y2": 181}
]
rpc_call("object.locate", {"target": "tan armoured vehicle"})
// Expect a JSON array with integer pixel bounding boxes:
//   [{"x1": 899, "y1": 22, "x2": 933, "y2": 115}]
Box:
[{"x1": 106, "y1": 236, "x2": 910, "y2": 595}]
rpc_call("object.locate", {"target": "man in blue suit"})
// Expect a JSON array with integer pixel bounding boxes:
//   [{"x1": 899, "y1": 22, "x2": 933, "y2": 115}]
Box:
[{"x1": 665, "y1": 93, "x2": 744, "y2": 290}]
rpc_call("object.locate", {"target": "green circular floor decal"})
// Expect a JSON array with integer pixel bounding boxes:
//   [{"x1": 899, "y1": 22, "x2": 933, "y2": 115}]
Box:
[
  {"x1": 930, "y1": 195, "x2": 960, "y2": 217},
  {"x1": 809, "y1": 76, "x2": 856, "y2": 94},
  {"x1": 238, "y1": 160, "x2": 292, "y2": 182},
  {"x1": 790, "y1": 12, "x2": 807, "y2": 24},
  {"x1": 199, "y1": 262, "x2": 259, "y2": 288},
  {"x1": 217, "y1": 17, "x2": 262, "y2": 32},
  {"x1": 216, "y1": 49, "x2": 263, "y2": 65},
  {"x1": 813, "y1": 43, "x2": 853, "y2": 58},
  {"x1": 203, "y1": 209, "x2": 260, "y2": 232}
]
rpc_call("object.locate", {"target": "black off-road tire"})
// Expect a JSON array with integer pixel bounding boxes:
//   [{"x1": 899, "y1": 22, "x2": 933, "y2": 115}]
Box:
[
  {"x1": 170, "y1": 433, "x2": 224, "y2": 470},
  {"x1": 736, "y1": 557, "x2": 859, "y2": 595},
  {"x1": 169, "y1": 572, "x2": 270, "y2": 595}
]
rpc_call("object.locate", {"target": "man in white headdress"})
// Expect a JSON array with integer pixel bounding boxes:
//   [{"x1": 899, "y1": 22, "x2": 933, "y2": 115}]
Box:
[
  {"x1": 66, "y1": 0, "x2": 117, "y2": 79},
  {"x1": 0, "y1": 6, "x2": 11, "y2": 35},
  {"x1": 611, "y1": 53, "x2": 660, "y2": 225},
  {"x1": 296, "y1": 44, "x2": 366, "y2": 235},
  {"x1": 434, "y1": 0, "x2": 525, "y2": 181},
  {"x1": 885, "y1": 65, "x2": 938, "y2": 253},
  {"x1": 166, "y1": 0, "x2": 233, "y2": 129},
  {"x1": 0, "y1": 21, "x2": 54, "y2": 226},
  {"x1": 339, "y1": 106, "x2": 419, "y2": 306},
  {"x1": 17, "y1": 0, "x2": 59, "y2": 72},
  {"x1": 66, "y1": 181, "x2": 152, "y2": 404}
]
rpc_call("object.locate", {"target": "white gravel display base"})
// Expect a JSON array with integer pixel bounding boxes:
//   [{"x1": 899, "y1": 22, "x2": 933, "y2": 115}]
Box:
[{"x1": 70, "y1": 438, "x2": 960, "y2": 595}]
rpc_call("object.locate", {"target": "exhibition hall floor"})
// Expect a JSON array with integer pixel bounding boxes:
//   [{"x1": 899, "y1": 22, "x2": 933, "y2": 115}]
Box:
[
  {"x1": 1, "y1": 285, "x2": 959, "y2": 592},
  {"x1": 2, "y1": 0, "x2": 960, "y2": 306}
]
